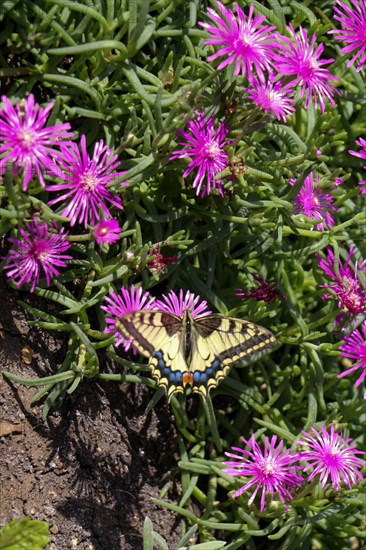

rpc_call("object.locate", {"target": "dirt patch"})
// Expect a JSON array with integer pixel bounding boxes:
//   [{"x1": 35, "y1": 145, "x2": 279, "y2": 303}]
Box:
[{"x1": 0, "y1": 281, "x2": 181, "y2": 549}]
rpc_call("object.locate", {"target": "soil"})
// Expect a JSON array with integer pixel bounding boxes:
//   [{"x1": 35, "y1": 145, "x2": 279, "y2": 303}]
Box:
[{"x1": 0, "y1": 280, "x2": 182, "y2": 550}]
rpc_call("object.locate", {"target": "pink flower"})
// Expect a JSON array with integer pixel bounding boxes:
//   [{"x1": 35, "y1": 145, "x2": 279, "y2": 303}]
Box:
[
  {"x1": 293, "y1": 173, "x2": 337, "y2": 231},
  {"x1": 199, "y1": 2, "x2": 278, "y2": 80},
  {"x1": 236, "y1": 274, "x2": 285, "y2": 303},
  {"x1": 223, "y1": 435, "x2": 303, "y2": 512},
  {"x1": 170, "y1": 108, "x2": 230, "y2": 197},
  {"x1": 154, "y1": 289, "x2": 212, "y2": 319},
  {"x1": 349, "y1": 137, "x2": 366, "y2": 194},
  {"x1": 92, "y1": 220, "x2": 122, "y2": 246},
  {"x1": 329, "y1": 0, "x2": 366, "y2": 72},
  {"x1": 274, "y1": 25, "x2": 340, "y2": 113},
  {"x1": 338, "y1": 321, "x2": 366, "y2": 399},
  {"x1": 3, "y1": 218, "x2": 72, "y2": 292},
  {"x1": 244, "y1": 75, "x2": 296, "y2": 122},
  {"x1": 46, "y1": 135, "x2": 127, "y2": 227},
  {"x1": 297, "y1": 426, "x2": 365, "y2": 490},
  {"x1": 0, "y1": 94, "x2": 73, "y2": 191},
  {"x1": 318, "y1": 247, "x2": 366, "y2": 316},
  {"x1": 102, "y1": 285, "x2": 155, "y2": 351}
]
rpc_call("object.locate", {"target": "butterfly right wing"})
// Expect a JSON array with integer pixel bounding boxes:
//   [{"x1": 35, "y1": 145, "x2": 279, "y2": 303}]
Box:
[{"x1": 115, "y1": 310, "x2": 188, "y2": 398}]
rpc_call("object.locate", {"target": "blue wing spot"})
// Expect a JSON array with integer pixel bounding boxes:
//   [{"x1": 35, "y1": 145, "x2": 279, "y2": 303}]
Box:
[
  {"x1": 211, "y1": 358, "x2": 221, "y2": 369},
  {"x1": 153, "y1": 350, "x2": 183, "y2": 384}
]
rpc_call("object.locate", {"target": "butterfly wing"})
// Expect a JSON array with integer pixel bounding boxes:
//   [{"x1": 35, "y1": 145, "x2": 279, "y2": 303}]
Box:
[
  {"x1": 115, "y1": 311, "x2": 189, "y2": 399},
  {"x1": 189, "y1": 315, "x2": 277, "y2": 398}
]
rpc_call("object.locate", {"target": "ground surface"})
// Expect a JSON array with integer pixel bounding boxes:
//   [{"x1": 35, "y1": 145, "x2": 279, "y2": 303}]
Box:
[{"x1": 0, "y1": 280, "x2": 181, "y2": 549}]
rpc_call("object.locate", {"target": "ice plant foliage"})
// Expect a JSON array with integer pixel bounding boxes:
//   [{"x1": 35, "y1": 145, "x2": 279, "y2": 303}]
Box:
[
  {"x1": 199, "y1": 2, "x2": 278, "y2": 80},
  {"x1": 329, "y1": 0, "x2": 366, "y2": 72},
  {"x1": 170, "y1": 109, "x2": 230, "y2": 197},
  {"x1": 3, "y1": 218, "x2": 72, "y2": 292},
  {"x1": 0, "y1": 94, "x2": 73, "y2": 191},
  {"x1": 293, "y1": 173, "x2": 337, "y2": 231},
  {"x1": 349, "y1": 137, "x2": 366, "y2": 194},
  {"x1": 297, "y1": 426, "x2": 365, "y2": 490},
  {"x1": 92, "y1": 219, "x2": 122, "y2": 246},
  {"x1": 318, "y1": 247, "x2": 366, "y2": 316},
  {"x1": 274, "y1": 25, "x2": 340, "y2": 113},
  {"x1": 339, "y1": 321, "x2": 366, "y2": 398},
  {"x1": 236, "y1": 274, "x2": 285, "y2": 303},
  {"x1": 46, "y1": 135, "x2": 127, "y2": 227},
  {"x1": 102, "y1": 285, "x2": 156, "y2": 351},
  {"x1": 223, "y1": 435, "x2": 303, "y2": 512},
  {"x1": 244, "y1": 75, "x2": 296, "y2": 122},
  {"x1": 154, "y1": 289, "x2": 212, "y2": 319}
]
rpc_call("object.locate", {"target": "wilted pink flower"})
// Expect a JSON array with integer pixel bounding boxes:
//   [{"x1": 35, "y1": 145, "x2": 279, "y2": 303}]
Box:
[
  {"x1": 274, "y1": 25, "x2": 340, "y2": 113},
  {"x1": 293, "y1": 173, "x2": 337, "y2": 230},
  {"x1": 146, "y1": 246, "x2": 178, "y2": 272},
  {"x1": 199, "y1": 2, "x2": 278, "y2": 80},
  {"x1": 349, "y1": 137, "x2": 366, "y2": 194},
  {"x1": 170, "y1": 108, "x2": 230, "y2": 197},
  {"x1": 3, "y1": 218, "x2": 72, "y2": 292},
  {"x1": 297, "y1": 425, "x2": 365, "y2": 490},
  {"x1": 318, "y1": 247, "x2": 366, "y2": 316},
  {"x1": 236, "y1": 274, "x2": 285, "y2": 303},
  {"x1": 244, "y1": 75, "x2": 296, "y2": 122},
  {"x1": 155, "y1": 289, "x2": 212, "y2": 319},
  {"x1": 223, "y1": 435, "x2": 303, "y2": 512},
  {"x1": 339, "y1": 321, "x2": 366, "y2": 398},
  {"x1": 102, "y1": 285, "x2": 155, "y2": 351},
  {"x1": 329, "y1": 0, "x2": 366, "y2": 72},
  {"x1": 92, "y1": 220, "x2": 122, "y2": 246},
  {"x1": 0, "y1": 94, "x2": 73, "y2": 191},
  {"x1": 46, "y1": 135, "x2": 127, "y2": 227}
]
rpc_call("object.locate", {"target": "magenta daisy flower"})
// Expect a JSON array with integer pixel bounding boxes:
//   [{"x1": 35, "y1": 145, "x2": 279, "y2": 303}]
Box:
[
  {"x1": 102, "y1": 285, "x2": 156, "y2": 351},
  {"x1": 199, "y1": 2, "x2": 278, "y2": 80},
  {"x1": 46, "y1": 135, "x2": 127, "y2": 227},
  {"x1": 154, "y1": 289, "x2": 212, "y2": 319},
  {"x1": 3, "y1": 218, "x2": 72, "y2": 292},
  {"x1": 0, "y1": 94, "x2": 73, "y2": 191},
  {"x1": 349, "y1": 137, "x2": 366, "y2": 194},
  {"x1": 236, "y1": 274, "x2": 285, "y2": 303},
  {"x1": 297, "y1": 425, "x2": 365, "y2": 491},
  {"x1": 223, "y1": 435, "x2": 303, "y2": 512},
  {"x1": 170, "y1": 108, "x2": 230, "y2": 198},
  {"x1": 293, "y1": 173, "x2": 337, "y2": 231},
  {"x1": 339, "y1": 321, "x2": 366, "y2": 398},
  {"x1": 318, "y1": 247, "x2": 366, "y2": 316},
  {"x1": 274, "y1": 25, "x2": 340, "y2": 113},
  {"x1": 329, "y1": 0, "x2": 366, "y2": 72},
  {"x1": 92, "y1": 219, "x2": 122, "y2": 246},
  {"x1": 244, "y1": 75, "x2": 296, "y2": 122}
]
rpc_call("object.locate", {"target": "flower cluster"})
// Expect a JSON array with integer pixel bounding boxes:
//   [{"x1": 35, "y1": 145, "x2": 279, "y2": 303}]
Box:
[
  {"x1": 169, "y1": 1, "x2": 366, "y2": 200},
  {"x1": 223, "y1": 427, "x2": 365, "y2": 512},
  {"x1": 0, "y1": 95, "x2": 130, "y2": 292}
]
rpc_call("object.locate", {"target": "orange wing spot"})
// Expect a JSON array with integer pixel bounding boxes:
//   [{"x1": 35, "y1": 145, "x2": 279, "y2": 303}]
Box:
[{"x1": 182, "y1": 372, "x2": 194, "y2": 387}]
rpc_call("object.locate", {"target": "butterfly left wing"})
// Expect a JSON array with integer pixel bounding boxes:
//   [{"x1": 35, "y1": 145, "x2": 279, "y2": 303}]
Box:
[
  {"x1": 189, "y1": 315, "x2": 277, "y2": 398},
  {"x1": 115, "y1": 310, "x2": 190, "y2": 399}
]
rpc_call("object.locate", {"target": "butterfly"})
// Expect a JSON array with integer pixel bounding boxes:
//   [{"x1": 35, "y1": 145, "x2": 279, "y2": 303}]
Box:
[{"x1": 115, "y1": 310, "x2": 277, "y2": 400}]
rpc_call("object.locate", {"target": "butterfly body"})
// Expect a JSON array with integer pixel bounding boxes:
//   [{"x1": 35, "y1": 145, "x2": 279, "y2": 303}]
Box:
[{"x1": 116, "y1": 310, "x2": 276, "y2": 400}]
